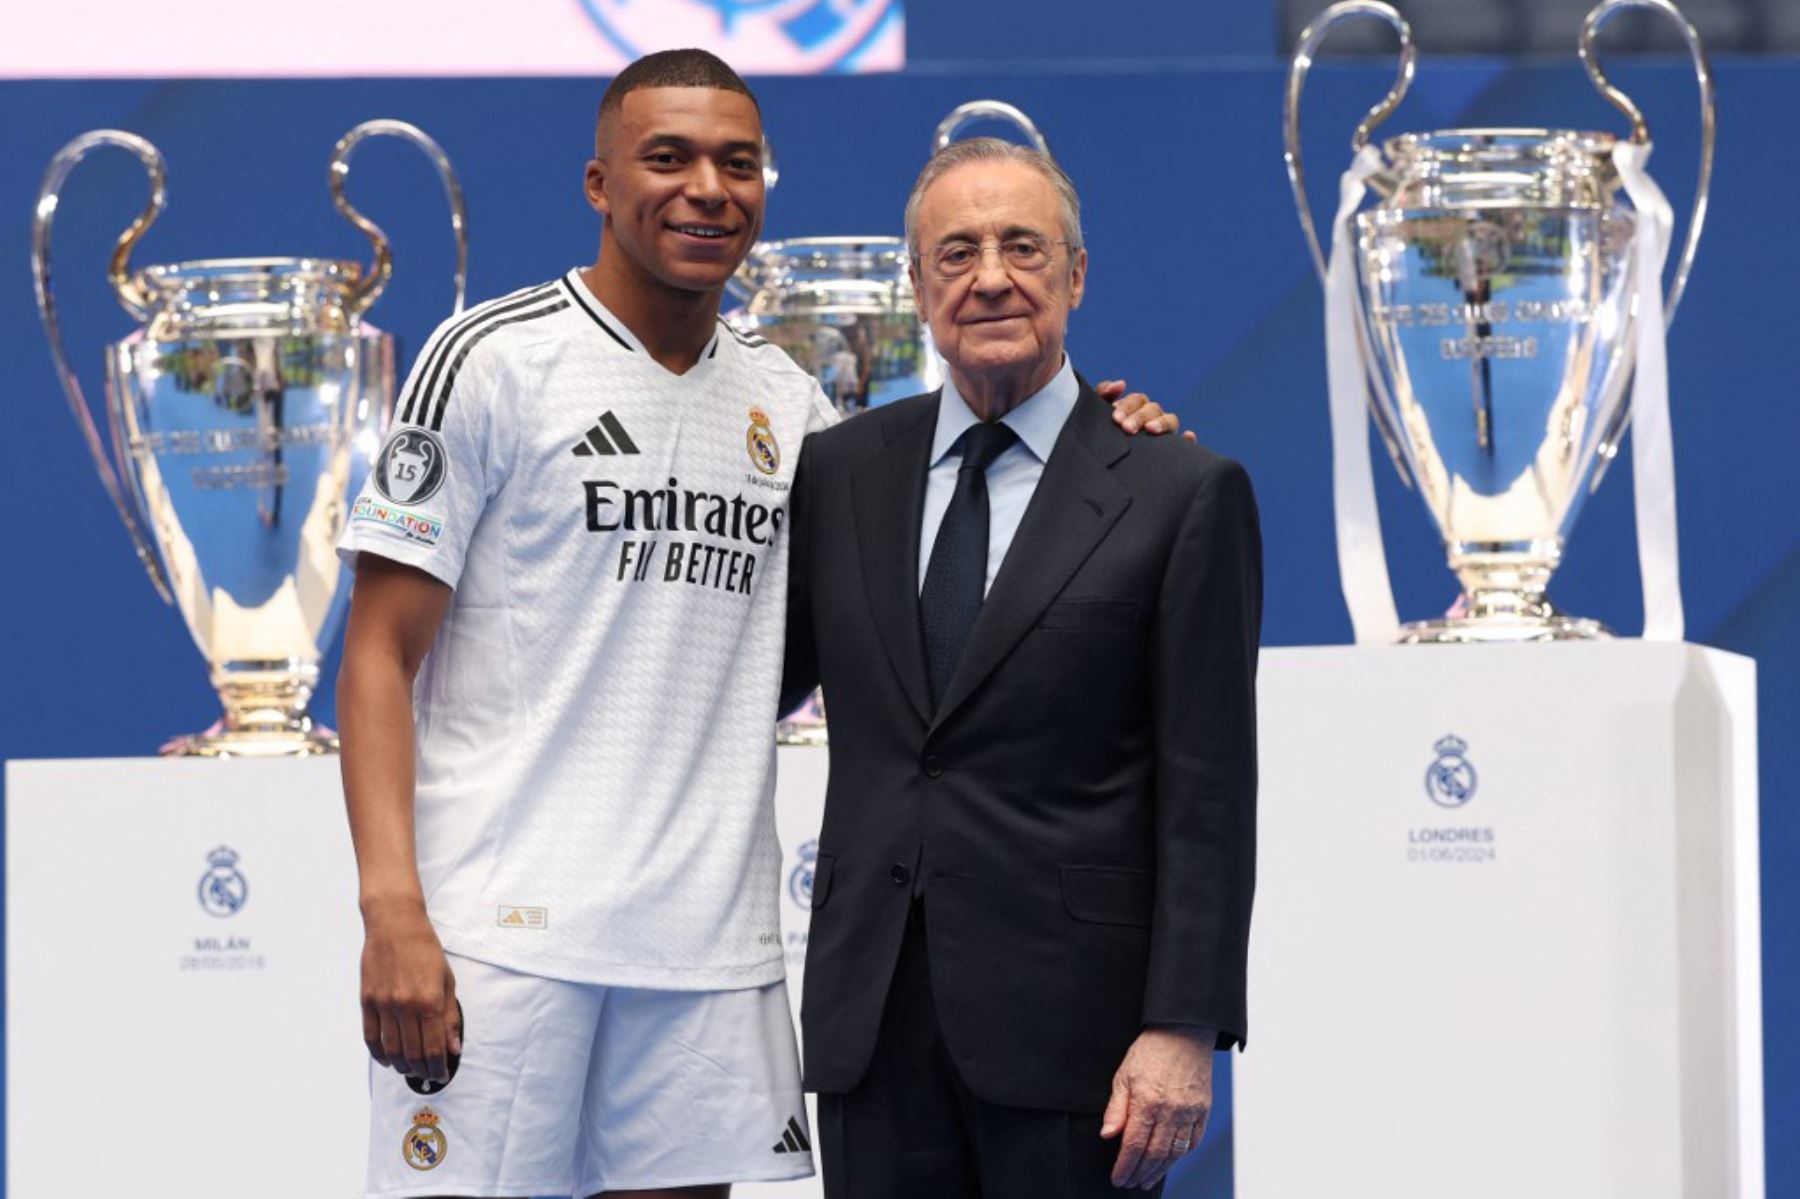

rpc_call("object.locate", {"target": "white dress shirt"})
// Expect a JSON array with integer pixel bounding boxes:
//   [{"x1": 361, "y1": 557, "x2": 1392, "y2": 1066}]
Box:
[{"x1": 919, "y1": 356, "x2": 1080, "y2": 595}]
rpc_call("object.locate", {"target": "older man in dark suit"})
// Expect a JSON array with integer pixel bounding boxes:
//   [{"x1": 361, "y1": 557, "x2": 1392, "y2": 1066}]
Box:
[{"x1": 780, "y1": 136, "x2": 1261, "y2": 1198}]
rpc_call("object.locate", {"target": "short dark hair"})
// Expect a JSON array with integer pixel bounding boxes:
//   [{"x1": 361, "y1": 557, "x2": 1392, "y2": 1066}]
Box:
[{"x1": 598, "y1": 49, "x2": 759, "y2": 126}]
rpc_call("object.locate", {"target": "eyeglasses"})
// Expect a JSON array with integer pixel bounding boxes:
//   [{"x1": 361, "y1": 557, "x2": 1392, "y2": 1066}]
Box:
[{"x1": 917, "y1": 235, "x2": 1072, "y2": 282}]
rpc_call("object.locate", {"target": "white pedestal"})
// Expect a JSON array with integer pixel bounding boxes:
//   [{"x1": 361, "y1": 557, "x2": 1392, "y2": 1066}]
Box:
[
  {"x1": 1234, "y1": 642, "x2": 1763, "y2": 1199},
  {"x1": 5, "y1": 749, "x2": 830, "y2": 1198}
]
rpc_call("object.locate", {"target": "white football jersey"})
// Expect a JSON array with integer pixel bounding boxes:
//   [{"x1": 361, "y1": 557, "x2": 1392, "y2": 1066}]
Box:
[{"x1": 338, "y1": 270, "x2": 838, "y2": 990}]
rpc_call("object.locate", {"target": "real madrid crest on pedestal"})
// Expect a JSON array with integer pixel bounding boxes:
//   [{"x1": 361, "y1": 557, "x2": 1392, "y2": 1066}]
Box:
[
  {"x1": 788, "y1": 838, "x2": 818, "y2": 909},
  {"x1": 197, "y1": 846, "x2": 248, "y2": 917},
  {"x1": 403, "y1": 1106, "x2": 447, "y2": 1171},
  {"x1": 1426, "y1": 735, "x2": 1477, "y2": 809}
]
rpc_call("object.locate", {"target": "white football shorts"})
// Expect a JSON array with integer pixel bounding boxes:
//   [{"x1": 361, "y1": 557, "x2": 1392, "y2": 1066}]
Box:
[{"x1": 366, "y1": 951, "x2": 813, "y2": 1197}]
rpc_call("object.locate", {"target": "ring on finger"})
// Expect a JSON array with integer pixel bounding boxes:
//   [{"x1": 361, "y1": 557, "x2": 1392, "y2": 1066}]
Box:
[{"x1": 1172, "y1": 1135, "x2": 1192, "y2": 1153}]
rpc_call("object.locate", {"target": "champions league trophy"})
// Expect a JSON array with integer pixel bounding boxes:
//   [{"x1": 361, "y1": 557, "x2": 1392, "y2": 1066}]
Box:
[
  {"x1": 33, "y1": 120, "x2": 468, "y2": 755},
  {"x1": 738, "y1": 101, "x2": 1051, "y2": 743},
  {"x1": 1286, "y1": 0, "x2": 1713, "y2": 643}
]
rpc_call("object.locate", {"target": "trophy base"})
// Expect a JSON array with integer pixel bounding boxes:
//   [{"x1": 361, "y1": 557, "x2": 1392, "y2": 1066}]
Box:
[
  {"x1": 1411, "y1": 551, "x2": 1612, "y2": 643},
  {"x1": 160, "y1": 718, "x2": 339, "y2": 759},
  {"x1": 775, "y1": 721, "x2": 830, "y2": 747},
  {"x1": 1399, "y1": 610, "x2": 1612, "y2": 644},
  {"x1": 776, "y1": 689, "x2": 829, "y2": 747}
]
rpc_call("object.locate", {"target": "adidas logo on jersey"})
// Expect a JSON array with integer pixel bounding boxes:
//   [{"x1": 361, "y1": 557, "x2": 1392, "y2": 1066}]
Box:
[
  {"x1": 772, "y1": 1115, "x2": 812, "y2": 1154},
  {"x1": 496, "y1": 906, "x2": 548, "y2": 929},
  {"x1": 572, "y1": 412, "x2": 640, "y2": 457}
]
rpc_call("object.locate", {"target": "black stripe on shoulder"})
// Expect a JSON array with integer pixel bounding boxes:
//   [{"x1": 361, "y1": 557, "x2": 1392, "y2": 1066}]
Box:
[
  {"x1": 400, "y1": 283, "x2": 558, "y2": 424},
  {"x1": 720, "y1": 320, "x2": 769, "y2": 349},
  {"x1": 427, "y1": 298, "x2": 571, "y2": 431},
  {"x1": 560, "y1": 277, "x2": 633, "y2": 351}
]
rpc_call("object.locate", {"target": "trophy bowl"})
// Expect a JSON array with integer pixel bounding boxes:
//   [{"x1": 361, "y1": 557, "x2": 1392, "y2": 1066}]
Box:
[
  {"x1": 730, "y1": 236, "x2": 937, "y2": 418},
  {"x1": 108, "y1": 259, "x2": 391, "y2": 754},
  {"x1": 1286, "y1": 0, "x2": 1713, "y2": 643},
  {"x1": 1355, "y1": 129, "x2": 1640, "y2": 641},
  {"x1": 34, "y1": 122, "x2": 468, "y2": 755}
]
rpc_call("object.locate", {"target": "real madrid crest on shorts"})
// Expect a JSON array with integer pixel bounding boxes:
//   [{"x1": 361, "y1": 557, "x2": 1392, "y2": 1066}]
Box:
[
  {"x1": 375, "y1": 427, "x2": 448, "y2": 505},
  {"x1": 747, "y1": 406, "x2": 780, "y2": 475},
  {"x1": 402, "y1": 1106, "x2": 447, "y2": 1171},
  {"x1": 1426, "y1": 734, "x2": 1478, "y2": 808}
]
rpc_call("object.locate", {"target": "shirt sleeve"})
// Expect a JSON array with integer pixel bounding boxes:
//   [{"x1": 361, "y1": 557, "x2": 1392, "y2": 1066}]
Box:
[
  {"x1": 805, "y1": 381, "x2": 842, "y2": 435},
  {"x1": 336, "y1": 314, "x2": 511, "y2": 589}
]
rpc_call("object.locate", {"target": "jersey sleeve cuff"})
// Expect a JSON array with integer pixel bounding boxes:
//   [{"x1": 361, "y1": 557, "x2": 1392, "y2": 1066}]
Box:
[{"x1": 336, "y1": 534, "x2": 463, "y2": 589}]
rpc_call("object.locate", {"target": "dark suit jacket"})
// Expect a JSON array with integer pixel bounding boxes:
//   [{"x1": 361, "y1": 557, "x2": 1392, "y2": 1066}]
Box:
[{"x1": 780, "y1": 377, "x2": 1261, "y2": 1114}]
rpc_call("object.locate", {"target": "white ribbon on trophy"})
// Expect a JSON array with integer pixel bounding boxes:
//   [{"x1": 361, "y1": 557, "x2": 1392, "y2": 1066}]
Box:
[
  {"x1": 1324, "y1": 144, "x2": 1401, "y2": 644},
  {"x1": 1613, "y1": 141, "x2": 1685, "y2": 641}
]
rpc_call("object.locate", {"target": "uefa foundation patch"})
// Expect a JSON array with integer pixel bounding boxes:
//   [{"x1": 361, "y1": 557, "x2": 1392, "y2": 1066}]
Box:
[
  {"x1": 402, "y1": 1106, "x2": 447, "y2": 1171},
  {"x1": 353, "y1": 495, "x2": 443, "y2": 546}
]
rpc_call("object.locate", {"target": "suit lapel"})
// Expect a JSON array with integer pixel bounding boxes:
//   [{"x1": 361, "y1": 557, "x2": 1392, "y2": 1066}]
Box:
[
  {"x1": 852, "y1": 397, "x2": 938, "y2": 725},
  {"x1": 930, "y1": 379, "x2": 1132, "y2": 731}
]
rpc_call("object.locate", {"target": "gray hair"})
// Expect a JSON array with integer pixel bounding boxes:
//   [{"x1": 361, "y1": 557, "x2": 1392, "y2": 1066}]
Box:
[{"x1": 903, "y1": 137, "x2": 1084, "y2": 257}]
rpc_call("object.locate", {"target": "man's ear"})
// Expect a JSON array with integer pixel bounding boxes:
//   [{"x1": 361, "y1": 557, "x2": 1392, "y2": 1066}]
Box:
[
  {"x1": 584, "y1": 158, "x2": 609, "y2": 217},
  {"x1": 1067, "y1": 245, "x2": 1088, "y2": 311},
  {"x1": 908, "y1": 257, "x2": 926, "y2": 308}
]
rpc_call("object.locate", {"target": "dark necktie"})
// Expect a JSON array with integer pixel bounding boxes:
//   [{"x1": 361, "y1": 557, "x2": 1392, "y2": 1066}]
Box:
[{"x1": 920, "y1": 420, "x2": 1019, "y2": 710}]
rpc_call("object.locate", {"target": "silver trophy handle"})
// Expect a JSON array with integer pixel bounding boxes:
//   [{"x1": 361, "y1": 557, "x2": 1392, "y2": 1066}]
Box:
[
  {"x1": 1284, "y1": 1, "x2": 1417, "y2": 282},
  {"x1": 1579, "y1": 0, "x2": 1714, "y2": 327},
  {"x1": 329, "y1": 119, "x2": 470, "y2": 317},
  {"x1": 932, "y1": 100, "x2": 1052, "y2": 157},
  {"x1": 31, "y1": 130, "x2": 174, "y2": 602},
  {"x1": 761, "y1": 135, "x2": 780, "y2": 192}
]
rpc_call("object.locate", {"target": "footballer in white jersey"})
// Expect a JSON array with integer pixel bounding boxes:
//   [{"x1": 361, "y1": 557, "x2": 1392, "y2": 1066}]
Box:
[
  {"x1": 343, "y1": 273, "x2": 833, "y2": 1197},
  {"x1": 337, "y1": 52, "x2": 823, "y2": 1199},
  {"x1": 342, "y1": 271, "x2": 837, "y2": 987},
  {"x1": 336, "y1": 48, "x2": 1177, "y2": 1199}
]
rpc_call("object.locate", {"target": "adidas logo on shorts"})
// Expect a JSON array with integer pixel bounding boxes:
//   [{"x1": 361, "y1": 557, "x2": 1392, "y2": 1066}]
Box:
[
  {"x1": 572, "y1": 411, "x2": 640, "y2": 457},
  {"x1": 772, "y1": 1114, "x2": 812, "y2": 1154}
]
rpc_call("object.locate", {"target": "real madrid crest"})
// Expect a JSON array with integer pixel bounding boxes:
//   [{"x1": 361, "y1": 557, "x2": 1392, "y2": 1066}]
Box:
[
  {"x1": 197, "y1": 846, "x2": 248, "y2": 917},
  {"x1": 747, "y1": 406, "x2": 780, "y2": 476},
  {"x1": 788, "y1": 838, "x2": 819, "y2": 909},
  {"x1": 403, "y1": 1106, "x2": 448, "y2": 1171},
  {"x1": 1425, "y1": 734, "x2": 1478, "y2": 808}
]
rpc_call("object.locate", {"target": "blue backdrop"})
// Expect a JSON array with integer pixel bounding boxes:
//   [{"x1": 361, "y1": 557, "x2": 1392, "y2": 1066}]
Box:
[{"x1": 0, "y1": 42, "x2": 1793, "y2": 1199}]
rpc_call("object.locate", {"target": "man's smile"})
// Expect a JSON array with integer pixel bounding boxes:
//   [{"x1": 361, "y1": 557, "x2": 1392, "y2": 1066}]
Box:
[{"x1": 667, "y1": 221, "x2": 737, "y2": 242}]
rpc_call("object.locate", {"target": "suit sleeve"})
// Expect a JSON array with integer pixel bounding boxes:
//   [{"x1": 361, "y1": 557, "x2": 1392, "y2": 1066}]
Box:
[
  {"x1": 778, "y1": 430, "x2": 822, "y2": 717},
  {"x1": 1143, "y1": 457, "x2": 1262, "y2": 1050}
]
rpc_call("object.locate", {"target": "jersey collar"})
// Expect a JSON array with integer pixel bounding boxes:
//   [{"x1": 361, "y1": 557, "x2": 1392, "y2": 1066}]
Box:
[
  {"x1": 930, "y1": 354, "x2": 1079, "y2": 469},
  {"x1": 560, "y1": 268, "x2": 722, "y2": 366}
]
